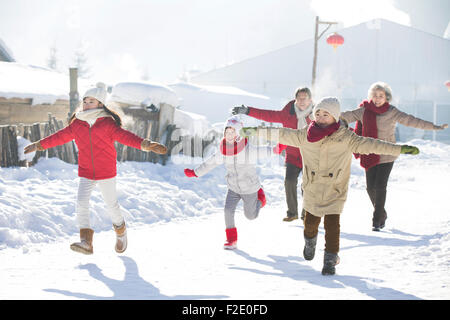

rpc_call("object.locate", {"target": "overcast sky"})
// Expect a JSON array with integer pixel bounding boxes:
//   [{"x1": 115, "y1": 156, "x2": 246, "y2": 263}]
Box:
[{"x1": 0, "y1": 0, "x2": 448, "y2": 84}]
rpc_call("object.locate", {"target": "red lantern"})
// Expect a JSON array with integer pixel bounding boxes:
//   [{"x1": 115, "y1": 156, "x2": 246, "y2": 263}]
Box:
[
  {"x1": 445, "y1": 80, "x2": 450, "y2": 92},
  {"x1": 326, "y1": 32, "x2": 344, "y2": 51}
]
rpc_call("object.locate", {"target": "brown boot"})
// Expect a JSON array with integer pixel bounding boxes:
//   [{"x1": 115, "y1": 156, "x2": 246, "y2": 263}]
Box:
[
  {"x1": 114, "y1": 222, "x2": 127, "y2": 253},
  {"x1": 70, "y1": 228, "x2": 94, "y2": 255}
]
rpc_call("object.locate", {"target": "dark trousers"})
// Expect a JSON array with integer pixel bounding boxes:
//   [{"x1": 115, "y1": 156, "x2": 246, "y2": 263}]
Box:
[
  {"x1": 304, "y1": 212, "x2": 340, "y2": 254},
  {"x1": 365, "y1": 162, "x2": 394, "y2": 227},
  {"x1": 284, "y1": 163, "x2": 302, "y2": 218}
]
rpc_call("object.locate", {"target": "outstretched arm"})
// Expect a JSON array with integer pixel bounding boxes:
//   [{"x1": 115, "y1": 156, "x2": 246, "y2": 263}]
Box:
[
  {"x1": 395, "y1": 108, "x2": 446, "y2": 130},
  {"x1": 25, "y1": 125, "x2": 75, "y2": 153},
  {"x1": 340, "y1": 108, "x2": 363, "y2": 124},
  {"x1": 233, "y1": 102, "x2": 290, "y2": 124},
  {"x1": 188, "y1": 151, "x2": 224, "y2": 178},
  {"x1": 347, "y1": 131, "x2": 418, "y2": 156},
  {"x1": 111, "y1": 126, "x2": 144, "y2": 150},
  {"x1": 240, "y1": 126, "x2": 306, "y2": 148}
]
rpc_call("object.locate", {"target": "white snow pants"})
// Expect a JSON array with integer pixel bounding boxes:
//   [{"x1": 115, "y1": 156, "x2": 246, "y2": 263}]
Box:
[{"x1": 76, "y1": 177, "x2": 124, "y2": 229}]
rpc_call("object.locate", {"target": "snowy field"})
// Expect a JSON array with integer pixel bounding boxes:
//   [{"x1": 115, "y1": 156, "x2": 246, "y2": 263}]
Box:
[{"x1": 0, "y1": 139, "x2": 449, "y2": 300}]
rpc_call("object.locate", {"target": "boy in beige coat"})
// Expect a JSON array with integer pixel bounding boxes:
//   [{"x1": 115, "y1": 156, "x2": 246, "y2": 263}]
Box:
[{"x1": 240, "y1": 97, "x2": 419, "y2": 275}]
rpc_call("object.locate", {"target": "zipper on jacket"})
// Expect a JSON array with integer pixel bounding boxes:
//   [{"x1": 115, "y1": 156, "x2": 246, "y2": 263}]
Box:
[
  {"x1": 233, "y1": 156, "x2": 243, "y2": 193},
  {"x1": 89, "y1": 126, "x2": 96, "y2": 180}
]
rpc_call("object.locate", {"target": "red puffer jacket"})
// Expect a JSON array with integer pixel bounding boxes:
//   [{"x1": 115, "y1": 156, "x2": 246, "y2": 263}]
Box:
[
  {"x1": 248, "y1": 100, "x2": 312, "y2": 169},
  {"x1": 40, "y1": 117, "x2": 143, "y2": 180}
]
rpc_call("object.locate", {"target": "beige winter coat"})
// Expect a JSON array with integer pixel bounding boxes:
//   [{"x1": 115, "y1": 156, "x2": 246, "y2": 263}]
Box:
[
  {"x1": 340, "y1": 106, "x2": 440, "y2": 164},
  {"x1": 255, "y1": 124, "x2": 401, "y2": 217}
]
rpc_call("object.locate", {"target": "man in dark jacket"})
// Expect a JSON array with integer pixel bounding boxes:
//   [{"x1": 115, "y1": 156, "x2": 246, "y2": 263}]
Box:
[{"x1": 232, "y1": 87, "x2": 314, "y2": 222}]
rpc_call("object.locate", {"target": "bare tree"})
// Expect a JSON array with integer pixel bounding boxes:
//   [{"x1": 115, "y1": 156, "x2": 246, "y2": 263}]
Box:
[
  {"x1": 47, "y1": 46, "x2": 58, "y2": 71},
  {"x1": 73, "y1": 45, "x2": 91, "y2": 78}
]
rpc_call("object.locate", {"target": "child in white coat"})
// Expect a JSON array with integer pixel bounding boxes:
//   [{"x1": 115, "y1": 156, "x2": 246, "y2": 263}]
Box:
[{"x1": 184, "y1": 116, "x2": 270, "y2": 249}]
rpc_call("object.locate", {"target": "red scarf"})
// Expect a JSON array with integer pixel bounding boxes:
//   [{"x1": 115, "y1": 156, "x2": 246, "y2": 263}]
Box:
[
  {"x1": 307, "y1": 121, "x2": 340, "y2": 142},
  {"x1": 220, "y1": 138, "x2": 248, "y2": 156},
  {"x1": 353, "y1": 100, "x2": 390, "y2": 169}
]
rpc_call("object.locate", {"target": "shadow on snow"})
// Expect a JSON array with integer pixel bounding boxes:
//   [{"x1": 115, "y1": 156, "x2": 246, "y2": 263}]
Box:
[
  {"x1": 44, "y1": 256, "x2": 227, "y2": 300},
  {"x1": 230, "y1": 249, "x2": 421, "y2": 300}
]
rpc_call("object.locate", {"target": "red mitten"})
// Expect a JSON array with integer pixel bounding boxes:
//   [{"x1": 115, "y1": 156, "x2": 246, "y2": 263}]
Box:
[
  {"x1": 184, "y1": 168, "x2": 197, "y2": 177},
  {"x1": 273, "y1": 143, "x2": 287, "y2": 154},
  {"x1": 258, "y1": 188, "x2": 266, "y2": 208}
]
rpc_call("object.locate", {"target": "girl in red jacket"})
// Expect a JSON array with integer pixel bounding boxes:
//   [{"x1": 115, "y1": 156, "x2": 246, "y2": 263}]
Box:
[{"x1": 24, "y1": 83, "x2": 167, "y2": 255}]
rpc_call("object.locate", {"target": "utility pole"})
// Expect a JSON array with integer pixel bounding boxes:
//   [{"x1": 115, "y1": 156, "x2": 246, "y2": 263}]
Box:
[
  {"x1": 69, "y1": 68, "x2": 79, "y2": 121},
  {"x1": 311, "y1": 16, "x2": 338, "y2": 94}
]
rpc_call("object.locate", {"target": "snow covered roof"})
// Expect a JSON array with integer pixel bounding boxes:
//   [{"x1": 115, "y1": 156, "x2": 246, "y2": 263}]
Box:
[
  {"x1": 169, "y1": 82, "x2": 268, "y2": 99},
  {"x1": 168, "y1": 81, "x2": 282, "y2": 123},
  {"x1": 109, "y1": 82, "x2": 180, "y2": 107},
  {"x1": 0, "y1": 61, "x2": 90, "y2": 105},
  {"x1": 173, "y1": 108, "x2": 210, "y2": 137}
]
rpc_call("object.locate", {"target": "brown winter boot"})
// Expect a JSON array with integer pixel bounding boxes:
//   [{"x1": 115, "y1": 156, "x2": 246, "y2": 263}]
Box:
[
  {"x1": 113, "y1": 222, "x2": 127, "y2": 253},
  {"x1": 70, "y1": 228, "x2": 94, "y2": 255}
]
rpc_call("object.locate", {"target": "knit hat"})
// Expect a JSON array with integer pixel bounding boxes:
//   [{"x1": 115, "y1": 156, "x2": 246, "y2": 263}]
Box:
[
  {"x1": 224, "y1": 116, "x2": 244, "y2": 136},
  {"x1": 313, "y1": 97, "x2": 341, "y2": 122},
  {"x1": 83, "y1": 82, "x2": 107, "y2": 105}
]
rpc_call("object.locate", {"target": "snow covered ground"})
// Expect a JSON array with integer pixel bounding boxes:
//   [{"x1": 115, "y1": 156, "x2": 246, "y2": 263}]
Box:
[{"x1": 0, "y1": 139, "x2": 449, "y2": 300}]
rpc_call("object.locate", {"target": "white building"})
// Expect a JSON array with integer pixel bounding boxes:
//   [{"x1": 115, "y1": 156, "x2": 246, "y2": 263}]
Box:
[
  {"x1": 168, "y1": 82, "x2": 282, "y2": 124},
  {"x1": 191, "y1": 19, "x2": 450, "y2": 142}
]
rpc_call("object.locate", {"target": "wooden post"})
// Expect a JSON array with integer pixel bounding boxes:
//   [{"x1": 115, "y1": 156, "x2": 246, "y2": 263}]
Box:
[
  {"x1": 69, "y1": 68, "x2": 79, "y2": 120},
  {"x1": 52, "y1": 116, "x2": 64, "y2": 160},
  {"x1": 1, "y1": 125, "x2": 19, "y2": 167},
  {"x1": 161, "y1": 124, "x2": 176, "y2": 165},
  {"x1": 144, "y1": 120, "x2": 152, "y2": 162},
  {"x1": 0, "y1": 127, "x2": 4, "y2": 167},
  {"x1": 194, "y1": 135, "x2": 202, "y2": 158},
  {"x1": 31, "y1": 123, "x2": 42, "y2": 163},
  {"x1": 158, "y1": 103, "x2": 175, "y2": 141}
]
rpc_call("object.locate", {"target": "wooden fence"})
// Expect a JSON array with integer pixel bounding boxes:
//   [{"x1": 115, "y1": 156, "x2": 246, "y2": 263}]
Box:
[
  {"x1": 0, "y1": 114, "x2": 218, "y2": 168},
  {"x1": 0, "y1": 125, "x2": 19, "y2": 167}
]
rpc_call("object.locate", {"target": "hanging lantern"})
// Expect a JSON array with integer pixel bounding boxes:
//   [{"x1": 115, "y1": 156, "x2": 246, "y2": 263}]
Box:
[
  {"x1": 445, "y1": 80, "x2": 450, "y2": 92},
  {"x1": 326, "y1": 32, "x2": 344, "y2": 51}
]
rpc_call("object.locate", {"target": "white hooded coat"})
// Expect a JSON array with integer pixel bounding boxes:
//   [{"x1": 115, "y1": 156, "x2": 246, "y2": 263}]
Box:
[{"x1": 194, "y1": 141, "x2": 271, "y2": 195}]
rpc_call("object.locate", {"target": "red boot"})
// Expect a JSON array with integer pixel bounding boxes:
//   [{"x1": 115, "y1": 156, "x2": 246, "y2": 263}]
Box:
[
  {"x1": 224, "y1": 228, "x2": 237, "y2": 250},
  {"x1": 258, "y1": 188, "x2": 266, "y2": 208}
]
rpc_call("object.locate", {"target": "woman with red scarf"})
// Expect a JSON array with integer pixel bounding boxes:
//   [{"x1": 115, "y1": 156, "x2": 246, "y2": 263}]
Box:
[
  {"x1": 184, "y1": 116, "x2": 270, "y2": 250},
  {"x1": 340, "y1": 82, "x2": 448, "y2": 231},
  {"x1": 240, "y1": 97, "x2": 420, "y2": 275}
]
